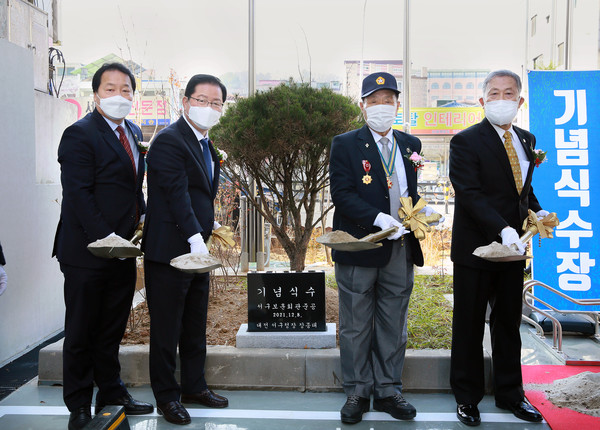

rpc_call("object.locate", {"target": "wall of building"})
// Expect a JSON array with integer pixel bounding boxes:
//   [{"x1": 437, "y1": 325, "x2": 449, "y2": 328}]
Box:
[{"x1": 0, "y1": 38, "x2": 76, "y2": 366}]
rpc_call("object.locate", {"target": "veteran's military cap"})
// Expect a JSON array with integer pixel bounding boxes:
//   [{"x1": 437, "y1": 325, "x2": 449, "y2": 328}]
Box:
[{"x1": 361, "y1": 72, "x2": 400, "y2": 98}]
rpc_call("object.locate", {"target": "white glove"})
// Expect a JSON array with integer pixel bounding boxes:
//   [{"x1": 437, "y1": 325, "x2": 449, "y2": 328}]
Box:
[
  {"x1": 188, "y1": 233, "x2": 209, "y2": 255},
  {"x1": 373, "y1": 213, "x2": 408, "y2": 241},
  {"x1": 213, "y1": 220, "x2": 221, "y2": 230},
  {"x1": 420, "y1": 205, "x2": 445, "y2": 226},
  {"x1": 536, "y1": 210, "x2": 550, "y2": 220},
  {"x1": 500, "y1": 227, "x2": 526, "y2": 255},
  {"x1": 0, "y1": 265, "x2": 6, "y2": 296}
]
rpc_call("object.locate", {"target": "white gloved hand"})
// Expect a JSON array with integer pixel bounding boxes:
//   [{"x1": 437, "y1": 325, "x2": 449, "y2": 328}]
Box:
[
  {"x1": 536, "y1": 209, "x2": 550, "y2": 220},
  {"x1": 500, "y1": 227, "x2": 526, "y2": 255},
  {"x1": 0, "y1": 265, "x2": 6, "y2": 296},
  {"x1": 420, "y1": 205, "x2": 445, "y2": 226},
  {"x1": 213, "y1": 220, "x2": 221, "y2": 230},
  {"x1": 188, "y1": 233, "x2": 209, "y2": 255},
  {"x1": 373, "y1": 213, "x2": 408, "y2": 240}
]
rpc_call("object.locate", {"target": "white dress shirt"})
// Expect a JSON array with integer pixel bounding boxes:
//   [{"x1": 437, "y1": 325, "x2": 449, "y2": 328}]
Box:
[{"x1": 183, "y1": 114, "x2": 215, "y2": 174}]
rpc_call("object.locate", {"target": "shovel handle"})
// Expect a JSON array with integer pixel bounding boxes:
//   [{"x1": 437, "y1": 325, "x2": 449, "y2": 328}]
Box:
[{"x1": 361, "y1": 226, "x2": 398, "y2": 243}]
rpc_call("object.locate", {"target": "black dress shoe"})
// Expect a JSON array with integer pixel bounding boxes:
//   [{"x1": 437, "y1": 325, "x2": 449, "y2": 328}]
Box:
[
  {"x1": 340, "y1": 395, "x2": 370, "y2": 424},
  {"x1": 158, "y1": 400, "x2": 191, "y2": 425},
  {"x1": 496, "y1": 398, "x2": 543, "y2": 422},
  {"x1": 181, "y1": 389, "x2": 229, "y2": 408},
  {"x1": 68, "y1": 405, "x2": 92, "y2": 430},
  {"x1": 373, "y1": 393, "x2": 417, "y2": 420},
  {"x1": 457, "y1": 404, "x2": 481, "y2": 426},
  {"x1": 95, "y1": 393, "x2": 154, "y2": 415}
]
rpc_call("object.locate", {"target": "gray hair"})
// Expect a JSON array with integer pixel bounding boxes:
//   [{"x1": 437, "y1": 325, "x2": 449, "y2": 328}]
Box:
[{"x1": 482, "y1": 70, "x2": 522, "y2": 98}]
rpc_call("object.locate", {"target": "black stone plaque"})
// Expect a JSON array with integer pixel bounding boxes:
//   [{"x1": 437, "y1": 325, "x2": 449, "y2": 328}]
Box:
[{"x1": 247, "y1": 271, "x2": 326, "y2": 332}]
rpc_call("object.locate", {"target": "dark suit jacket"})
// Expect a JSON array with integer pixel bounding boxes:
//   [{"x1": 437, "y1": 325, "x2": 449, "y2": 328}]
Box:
[
  {"x1": 449, "y1": 118, "x2": 542, "y2": 270},
  {"x1": 53, "y1": 109, "x2": 146, "y2": 269},
  {"x1": 329, "y1": 125, "x2": 424, "y2": 268},
  {"x1": 142, "y1": 117, "x2": 220, "y2": 264},
  {"x1": 0, "y1": 242, "x2": 5, "y2": 266}
]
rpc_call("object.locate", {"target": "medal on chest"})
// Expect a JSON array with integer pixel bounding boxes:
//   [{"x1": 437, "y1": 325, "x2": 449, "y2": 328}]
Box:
[
  {"x1": 362, "y1": 160, "x2": 372, "y2": 184},
  {"x1": 379, "y1": 137, "x2": 398, "y2": 189}
]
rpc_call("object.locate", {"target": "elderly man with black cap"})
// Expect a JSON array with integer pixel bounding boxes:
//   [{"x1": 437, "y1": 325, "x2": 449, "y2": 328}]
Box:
[{"x1": 329, "y1": 72, "x2": 440, "y2": 424}]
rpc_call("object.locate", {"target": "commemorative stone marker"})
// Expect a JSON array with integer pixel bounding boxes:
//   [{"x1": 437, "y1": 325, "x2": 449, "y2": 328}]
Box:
[{"x1": 247, "y1": 270, "x2": 326, "y2": 332}]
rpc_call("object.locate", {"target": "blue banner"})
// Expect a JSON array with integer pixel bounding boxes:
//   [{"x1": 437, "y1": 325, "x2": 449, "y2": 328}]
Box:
[{"x1": 529, "y1": 70, "x2": 600, "y2": 311}]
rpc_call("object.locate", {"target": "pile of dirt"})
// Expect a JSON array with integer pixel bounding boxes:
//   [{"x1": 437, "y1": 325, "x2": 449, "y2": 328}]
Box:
[{"x1": 545, "y1": 371, "x2": 600, "y2": 417}]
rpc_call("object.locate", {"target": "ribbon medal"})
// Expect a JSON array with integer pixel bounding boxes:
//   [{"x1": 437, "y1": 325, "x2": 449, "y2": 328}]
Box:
[
  {"x1": 378, "y1": 137, "x2": 398, "y2": 189},
  {"x1": 362, "y1": 160, "x2": 372, "y2": 184}
]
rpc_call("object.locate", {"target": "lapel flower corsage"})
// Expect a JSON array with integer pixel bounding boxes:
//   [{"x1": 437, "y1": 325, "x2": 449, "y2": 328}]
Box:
[
  {"x1": 403, "y1": 149, "x2": 425, "y2": 172},
  {"x1": 531, "y1": 147, "x2": 547, "y2": 168},
  {"x1": 132, "y1": 133, "x2": 150, "y2": 155},
  {"x1": 214, "y1": 145, "x2": 228, "y2": 165}
]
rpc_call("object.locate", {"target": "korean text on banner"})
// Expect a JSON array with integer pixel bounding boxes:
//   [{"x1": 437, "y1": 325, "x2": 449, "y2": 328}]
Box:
[{"x1": 528, "y1": 70, "x2": 599, "y2": 311}]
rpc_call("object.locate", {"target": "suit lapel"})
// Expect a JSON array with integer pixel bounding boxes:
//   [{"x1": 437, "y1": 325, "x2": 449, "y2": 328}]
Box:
[
  {"x1": 355, "y1": 126, "x2": 387, "y2": 190},
  {"x1": 177, "y1": 117, "x2": 215, "y2": 189},
  {"x1": 92, "y1": 110, "x2": 137, "y2": 183},
  {"x1": 394, "y1": 129, "x2": 419, "y2": 201},
  {"x1": 479, "y1": 118, "x2": 519, "y2": 192},
  {"x1": 514, "y1": 127, "x2": 535, "y2": 192}
]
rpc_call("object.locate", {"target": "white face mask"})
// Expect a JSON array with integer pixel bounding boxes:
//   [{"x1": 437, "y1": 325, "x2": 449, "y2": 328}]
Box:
[
  {"x1": 187, "y1": 105, "x2": 221, "y2": 130},
  {"x1": 364, "y1": 104, "x2": 397, "y2": 133},
  {"x1": 96, "y1": 95, "x2": 133, "y2": 120},
  {"x1": 484, "y1": 99, "x2": 519, "y2": 126}
]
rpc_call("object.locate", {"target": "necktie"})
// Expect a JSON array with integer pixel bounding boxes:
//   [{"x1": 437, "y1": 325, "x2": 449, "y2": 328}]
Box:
[
  {"x1": 116, "y1": 125, "x2": 136, "y2": 177},
  {"x1": 380, "y1": 137, "x2": 401, "y2": 221},
  {"x1": 200, "y1": 138, "x2": 213, "y2": 184},
  {"x1": 503, "y1": 131, "x2": 522, "y2": 193}
]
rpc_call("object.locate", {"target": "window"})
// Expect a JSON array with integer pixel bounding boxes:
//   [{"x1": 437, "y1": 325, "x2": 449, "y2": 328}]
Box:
[
  {"x1": 442, "y1": 82, "x2": 451, "y2": 89},
  {"x1": 558, "y1": 42, "x2": 565, "y2": 66},
  {"x1": 455, "y1": 82, "x2": 463, "y2": 89},
  {"x1": 477, "y1": 82, "x2": 484, "y2": 89},
  {"x1": 533, "y1": 54, "x2": 544, "y2": 69},
  {"x1": 466, "y1": 82, "x2": 474, "y2": 89},
  {"x1": 431, "y1": 83, "x2": 440, "y2": 89},
  {"x1": 531, "y1": 15, "x2": 537, "y2": 36}
]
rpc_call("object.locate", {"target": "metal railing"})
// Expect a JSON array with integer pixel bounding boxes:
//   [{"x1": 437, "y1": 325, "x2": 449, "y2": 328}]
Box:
[{"x1": 522, "y1": 279, "x2": 600, "y2": 354}]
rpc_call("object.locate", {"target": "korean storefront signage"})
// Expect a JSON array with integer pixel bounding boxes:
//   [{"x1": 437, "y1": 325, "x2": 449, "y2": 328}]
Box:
[
  {"x1": 247, "y1": 271, "x2": 326, "y2": 331},
  {"x1": 529, "y1": 70, "x2": 598, "y2": 311}
]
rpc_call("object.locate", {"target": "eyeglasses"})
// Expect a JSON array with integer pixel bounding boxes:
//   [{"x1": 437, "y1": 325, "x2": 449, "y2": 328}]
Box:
[{"x1": 188, "y1": 95, "x2": 223, "y2": 109}]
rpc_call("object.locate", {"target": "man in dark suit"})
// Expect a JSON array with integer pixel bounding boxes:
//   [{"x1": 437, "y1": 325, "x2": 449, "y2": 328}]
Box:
[
  {"x1": 449, "y1": 70, "x2": 546, "y2": 426},
  {"x1": 142, "y1": 74, "x2": 229, "y2": 425},
  {"x1": 0, "y1": 242, "x2": 6, "y2": 296},
  {"x1": 330, "y1": 72, "x2": 439, "y2": 424},
  {"x1": 53, "y1": 63, "x2": 153, "y2": 429}
]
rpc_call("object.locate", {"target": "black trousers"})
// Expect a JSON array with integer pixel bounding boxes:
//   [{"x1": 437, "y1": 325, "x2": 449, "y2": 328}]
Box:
[
  {"x1": 450, "y1": 262, "x2": 525, "y2": 406},
  {"x1": 61, "y1": 260, "x2": 136, "y2": 411},
  {"x1": 144, "y1": 259, "x2": 210, "y2": 404}
]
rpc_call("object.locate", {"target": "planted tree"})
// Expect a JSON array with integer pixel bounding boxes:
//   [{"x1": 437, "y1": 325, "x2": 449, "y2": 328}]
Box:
[{"x1": 211, "y1": 82, "x2": 361, "y2": 270}]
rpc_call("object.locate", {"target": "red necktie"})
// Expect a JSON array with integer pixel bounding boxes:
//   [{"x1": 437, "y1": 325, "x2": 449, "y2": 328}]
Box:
[{"x1": 116, "y1": 125, "x2": 137, "y2": 178}]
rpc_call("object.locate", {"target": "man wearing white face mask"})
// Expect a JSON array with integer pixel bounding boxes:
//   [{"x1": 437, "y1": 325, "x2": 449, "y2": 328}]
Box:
[
  {"x1": 329, "y1": 72, "x2": 436, "y2": 424},
  {"x1": 142, "y1": 74, "x2": 228, "y2": 425},
  {"x1": 449, "y1": 70, "x2": 545, "y2": 426},
  {"x1": 53, "y1": 63, "x2": 152, "y2": 429}
]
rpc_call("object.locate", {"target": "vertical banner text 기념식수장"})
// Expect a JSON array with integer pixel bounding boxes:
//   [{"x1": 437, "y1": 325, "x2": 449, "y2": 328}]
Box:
[{"x1": 528, "y1": 70, "x2": 599, "y2": 311}]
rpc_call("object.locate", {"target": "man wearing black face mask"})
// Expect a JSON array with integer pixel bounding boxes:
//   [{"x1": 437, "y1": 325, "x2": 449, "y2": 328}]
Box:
[
  {"x1": 142, "y1": 74, "x2": 228, "y2": 425},
  {"x1": 53, "y1": 62, "x2": 152, "y2": 430},
  {"x1": 329, "y1": 72, "x2": 440, "y2": 424},
  {"x1": 449, "y1": 70, "x2": 545, "y2": 426}
]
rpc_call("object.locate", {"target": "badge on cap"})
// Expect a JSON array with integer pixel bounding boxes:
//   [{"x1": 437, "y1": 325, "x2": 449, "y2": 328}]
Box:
[{"x1": 376, "y1": 76, "x2": 385, "y2": 85}]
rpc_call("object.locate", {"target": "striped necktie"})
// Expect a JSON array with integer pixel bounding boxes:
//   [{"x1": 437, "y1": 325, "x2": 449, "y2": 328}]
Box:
[
  {"x1": 381, "y1": 137, "x2": 401, "y2": 221},
  {"x1": 503, "y1": 131, "x2": 522, "y2": 193}
]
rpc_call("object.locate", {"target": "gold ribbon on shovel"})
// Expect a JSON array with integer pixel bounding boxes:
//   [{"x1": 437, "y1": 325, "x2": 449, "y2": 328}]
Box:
[
  {"x1": 398, "y1": 197, "x2": 442, "y2": 240},
  {"x1": 207, "y1": 225, "x2": 236, "y2": 249},
  {"x1": 521, "y1": 210, "x2": 560, "y2": 243}
]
